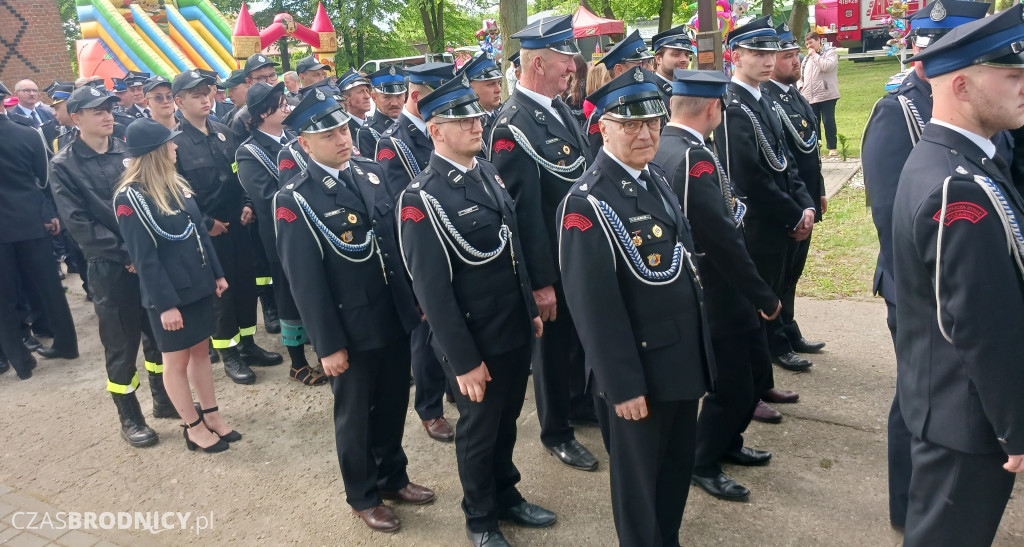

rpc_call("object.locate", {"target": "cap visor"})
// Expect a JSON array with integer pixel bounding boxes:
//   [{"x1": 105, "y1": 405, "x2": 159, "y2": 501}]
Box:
[
  {"x1": 302, "y1": 107, "x2": 351, "y2": 134},
  {"x1": 603, "y1": 97, "x2": 667, "y2": 119}
]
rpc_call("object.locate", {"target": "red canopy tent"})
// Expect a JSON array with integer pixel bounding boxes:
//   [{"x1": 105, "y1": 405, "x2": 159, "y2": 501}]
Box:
[{"x1": 572, "y1": 5, "x2": 624, "y2": 38}]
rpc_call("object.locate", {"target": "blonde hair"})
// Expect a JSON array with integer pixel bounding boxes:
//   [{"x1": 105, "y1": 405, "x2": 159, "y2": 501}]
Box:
[
  {"x1": 116, "y1": 144, "x2": 192, "y2": 215},
  {"x1": 585, "y1": 62, "x2": 611, "y2": 96}
]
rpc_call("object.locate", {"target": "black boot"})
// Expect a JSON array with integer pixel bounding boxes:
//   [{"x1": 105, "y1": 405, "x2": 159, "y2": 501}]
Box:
[
  {"x1": 209, "y1": 342, "x2": 220, "y2": 364},
  {"x1": 111, "y1": 393, "x2": 158, "y2": 447},
  {"x1": 260, "y1": 292, "x2": 281, "y2": 334},
  {"x1": 220, "y1": 347, "x2": 256, "y2": 384},
  {"x1": 148, "y1": 371, "x2": 179, "y2": 419},
  {"x1": 238, "y1": 335, "x2": 283, "y2": 367}
]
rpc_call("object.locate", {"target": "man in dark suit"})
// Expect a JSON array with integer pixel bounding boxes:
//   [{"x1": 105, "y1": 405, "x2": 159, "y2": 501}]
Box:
[
  {"x1": 0, "y1": 81, "x2": 78, "y2": 379},
  {"x1": 893, "y1": 6, "x2": 1024, "y2": 544},
  {"x1": 375, "y1": 61, "x2": 458, "y2": 443},
  {"x1": 122, "y1": 71, "x2": 152, "y2": 119},
  {"x1": 860, "y1": 1, "x2": 990, "y2": 529},
  {"x1": 761, "y1": 23, "x2": 827, "y2": 370},
  {"x1": 488, "y1": 15, "x2": 599, "y2": 472},
  {"x1": 560, "y1": 67, "x2": 714, "y2": 546},
  {"x1": 714, "y1": 16, "x2": 814, "y2": 423},
  {"x1": 275, "y1": 88, "x2": 434, "y2": 532},
  {"x1": 398, "y1": 75, "x2": 554, "y2": 547},
  {"x1": 655, "y1": 69, "x2": 780, "y2": 502}
]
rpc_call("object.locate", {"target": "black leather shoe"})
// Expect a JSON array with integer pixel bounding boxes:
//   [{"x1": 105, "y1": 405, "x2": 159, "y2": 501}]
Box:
[
  {"x1": 546, "y1": 439, "x2": 598, "y2": 471},
  {"x1": 467, "y1": 529, "x2": 511, "y2": 547},
  {"x1": 773, "y1": 352, "x2": 812, "y2": 371},
  {"x1": 792, "y1": 338, "x2": 826, "y2": 354},
  {"x1": 22, "y1": 335, "x2": 41, "y2": 352},
  {"x1": 220, "y1": 348, "x2": 256, "y2": 384},
  {"x1": 36, "y1": 346, "x2": 79, "y2": 360},
  {"x1": 691, "y1": 473, "x2": 750, "y2": 501},
  {"x1": 15, "y1": 356, "x2": 36, "y2": 380},
  {"x1": 722, "y1": 446, "x2": 772, "y2": 466},
  {"x1": 112, "y1": 393, "x2": 158, "y2": 447},
  {"x1": 499, "y1": 501, "x2": 556, "y2": 528},
  {"x1": 238, "y1": 339, "x2": 283, "y2": 367}
]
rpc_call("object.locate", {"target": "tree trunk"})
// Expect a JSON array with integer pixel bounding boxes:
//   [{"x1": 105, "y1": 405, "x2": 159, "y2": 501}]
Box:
[
  {"x1": 437, "y1": 0, "x2": 445, "y2": 52},
  {"x1": 356, "y1": 32, "x2": 364, "y2": 68},
  {"x1": 420, "y1": 2, "x2": 437, "y2": 52},
  {"x1": 279, "y1": 39, "x2": 290, "y2": 71},
  {"x1": 789, "y1": 2, "x2": 809, "y2": 42},
  {"x1": 338, "y1": 0, "x2": 354, "y2": 67},
  {"x1": 499, "y1": 0, "x2": 527, "y2": 98},
  {"x1": 600, "y1": 0, "x2": 614, "y2": 19},
  {"x1": 658, "y1": 0, "x2": 673, "y2": 32},
  {"x1": 762, "y1": 0, "x2": 774, "y2": 17}
]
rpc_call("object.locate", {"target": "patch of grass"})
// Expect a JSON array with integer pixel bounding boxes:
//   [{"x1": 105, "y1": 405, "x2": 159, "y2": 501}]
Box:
[
  {"x1": 799, "y1": 185, "x2": 879, "y2": 300},
  {"x1": 833, "y1": 57, "x2": 903, "y2": 158}
]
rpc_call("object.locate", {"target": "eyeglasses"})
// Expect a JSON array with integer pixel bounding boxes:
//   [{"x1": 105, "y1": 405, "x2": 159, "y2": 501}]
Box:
[
  {"x1": 435, "y1": 117, "x2": 482, "y2": 131},
  {"x1": 604, "y1": 117, "x2": 662, "y2": 136},
  {"x1": 252, "y1": 73, "x2": 279, "y2": 84},
  {"x1": 149, "y1": 94, "x2": 174, "y2": 103}
]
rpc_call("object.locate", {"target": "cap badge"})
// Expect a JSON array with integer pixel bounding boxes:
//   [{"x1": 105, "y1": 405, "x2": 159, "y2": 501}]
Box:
[
  {"x1": 122, "y1": 158, "x2": 131, "y2": 167},
  {"x1": 633, "y1": 68, "x2": 644, "y2": 82},
  {"x1": 931, "y1": 0, "x2": 946, "y2": 21},
  {"x1": 90, "y1": 88, "x2": 101, "y2": 96},
  {"x1": 781, "y1": 23, "x2": 790, "y2": 32},
  {"x1": 191, "y1": 70, "x2": 199, "y2": 78},
  {"x1": 462, "y1": 75, "x2": 470, "y2": 88},
  {"x1": 389, "y1": 66, "x2": 396, "y2": 76},
  {"x1": 315, "y1": 88, "x2": 326, "y2": 101},
  {"x1": 257, "y1": 55, "x2": 266, "y2": 62}
]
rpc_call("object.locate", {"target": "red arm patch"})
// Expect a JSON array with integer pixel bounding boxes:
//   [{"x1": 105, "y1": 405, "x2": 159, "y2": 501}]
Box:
[
  {"x1": 400, "y1": 206, "x2": 425, "y2": 223},
  {"x1": 275, "y1": 207, "x2": 297, "y2": 223},
  {"x1": 116, "y1": 205, "x2": 133, "y2": 217},
  {"x1": 562, "y1": 213, "x2": 593, "y2": 231},
  {"x1": 933, "y1": 202, "x2": 988, "y2": 226},
  {"x1": 279, "y1": 159, "x2": 296, "y2": 170},
  {"x1": 688, "y1": 161, "x2": 715, "y2": 178},
  {"x1": 493, "y1": 139, "x2": 516, "y2": 153},
  {"x1": 588, "y1": 123, "x2": 600, "y2": 135},
  {"x1": 377, "y1": 148, "x2": 396, "y2": 161}
]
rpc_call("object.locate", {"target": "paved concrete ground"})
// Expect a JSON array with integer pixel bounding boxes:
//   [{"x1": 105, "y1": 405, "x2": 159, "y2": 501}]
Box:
[{"x1": 2, "y1": 292, "x2": 1023, "y2": 546}]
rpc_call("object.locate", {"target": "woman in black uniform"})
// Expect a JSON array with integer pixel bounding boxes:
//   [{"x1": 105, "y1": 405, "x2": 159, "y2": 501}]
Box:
[{"x1": 115, "y1": 119, "x2": 239, "y2": 453}]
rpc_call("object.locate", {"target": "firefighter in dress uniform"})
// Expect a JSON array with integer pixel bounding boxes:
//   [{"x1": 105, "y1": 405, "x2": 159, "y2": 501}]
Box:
[{"x1": 359, "y1": 65, "x2": 407, "y2": 158}]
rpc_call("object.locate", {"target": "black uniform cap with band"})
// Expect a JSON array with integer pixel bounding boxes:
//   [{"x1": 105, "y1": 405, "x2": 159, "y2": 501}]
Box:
[
  {"x1": 651, "y1": 25, "x2": 696, "y2": 53},
  {"x1": 368, "y1": 65, "x2": 407, "y2": 95},
  {"x1": 598, "y1": 29, "x2": 655, "y2": 68},
  {"x1": 907, "y1": 0, "x2": 991, "y2": 48},
  {"x1": 126, "y1": 118, "x2": 182, "y2": 157},
  {"x1": 908, "y1": 2, "x2": 1024, "y2": 78},
  {"x1": 417, "y1": 73, "x2": 486, "y2": 123},
  {"x1": 727, "y1": 15, "x2": 780, "y2": 51},
  {"x1": 283, "y1": 86, "x2": 351, "y2": 134},
  {"x1": 587, "y1": 66, "x2": 668, "y2": 120},
  {"x1": 246, "y1": 81, "x2": 285, "y2": 112},
  {"x1": 142, "y1": 76, "x2": 172, "y2": 94},
  {"x1": 512, "y1": 14, "x2": 579, "y2": 55},
  {"x1": 243, "y1": 53, "x2": 279, "y2": 77}
]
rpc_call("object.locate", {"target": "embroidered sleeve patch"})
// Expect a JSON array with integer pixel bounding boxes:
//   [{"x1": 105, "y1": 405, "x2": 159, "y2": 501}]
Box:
[
  {"x1": 400, "y1": 206, "x2": 425, "y2": 223},
  {"x1": 493, "y1": 139, "x2": 516, "y2": 153},
  {"x1": 276, "y1": 207, "x2": 297, "y2": 223},
  {"x1": 377, "y1": 148, "x2": 396, "y2": 161},
  {"x1": 588, "y1": 123, "x2": 600, "y2": 135},
  {"x1": 116, "y1": 204, "x2": 133, "y2": 217},
  {"x1": 279, "y1": 159, "x2": 296, "y2": 170},
  {"x1": 562, "y1": 213, "x2": 593, "y2": 231},
  {"x1": 688, "y1": 161, "x2": 715, "y2": 177},
  {"x1": 932, "y1": 202, "x2": 988, "y2": 226}
]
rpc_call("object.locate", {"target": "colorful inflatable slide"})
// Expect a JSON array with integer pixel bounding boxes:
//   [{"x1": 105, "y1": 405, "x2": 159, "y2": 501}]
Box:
[{"x1": 76, "y1": 0, "x2": 236, "y2": 82}]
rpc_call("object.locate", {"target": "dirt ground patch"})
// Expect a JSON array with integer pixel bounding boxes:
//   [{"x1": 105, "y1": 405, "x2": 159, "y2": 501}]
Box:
[{"x1": 1, "y1": 283, "x2": 1022, "y2": 545}]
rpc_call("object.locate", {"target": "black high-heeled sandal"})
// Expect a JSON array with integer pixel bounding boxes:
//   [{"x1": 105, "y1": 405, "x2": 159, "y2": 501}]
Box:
[
  {"x1": 182, "y1": 416, "x2": 229, "y2": 453},
  {"x1": 193, "y1": 403, "x2": 242, "y2": 443}
]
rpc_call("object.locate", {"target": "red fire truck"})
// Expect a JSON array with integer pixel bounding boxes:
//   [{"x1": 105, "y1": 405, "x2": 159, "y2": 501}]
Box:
[{"x1": 813, "y1": 0, "x2": 929, "y2": 53}]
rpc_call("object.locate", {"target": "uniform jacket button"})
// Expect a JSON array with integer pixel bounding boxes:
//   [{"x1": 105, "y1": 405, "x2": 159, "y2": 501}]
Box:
[
  {"x1": 465, "y1": 313, "x2": 471, "y2": 318},
  {"x1": 998, "y1": 437, "x2": 1008, "y2": 444},
  {"x1": 641, "y1": 341, "x2": 647, "y2": 348}
]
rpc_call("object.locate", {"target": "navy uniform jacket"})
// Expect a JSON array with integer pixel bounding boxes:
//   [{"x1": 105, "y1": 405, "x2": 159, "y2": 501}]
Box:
[
  {"x1": 761, "y1": 80, "x2": 824, "y2": 220},
  {"x1": 558, "y1": 150, "x2": 714, "y2": 404},
  {"x1": 893, "y1": 123, "x2": 1024, "y2": 456},
  {"x1": 864, "y1": 71, "x2": 1015, "y2": 304},
  {"x1": 173, "y1": 118, "x2": 253, "y2": 230},
  {"x1": 236, "y1": 128, "x2": 295, "y2": 259},
  {"x1": 488, "y1": 88, "x2": 594, "y2": 293},
  {"x1": 583, "y1": 111, "x2": 603, "y2": 159},
  {"x1": 713, "y1": 83, "x2": 813, "y2": 251},
  {"x1": 114, "y1": 183, "x2": 224, "y2": 313},
  {"x1": 654, "y1": 126, "x2": 777, "y2": 334},
  {"x1": 274, "y1": 158, "x2": 419, "y2": 359},
  {"x1": 0, "y1": 114, "x2": 50, "y2": 243},
  {"x1": 374, "y1": 112, "x2": 432, "y2": 200},
  {"x1": 397, "y1": 154, "x2": 538, "y2": 375},
  {"x1": 277, "y1": 137, "x2": 309, "y2": 189},
  {"x1": 353, "y1": 110, "x2": 391, "y2": 159}
]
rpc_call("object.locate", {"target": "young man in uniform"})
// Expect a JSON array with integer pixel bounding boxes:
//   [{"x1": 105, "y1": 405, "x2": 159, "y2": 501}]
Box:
[
  {"x1": 275, "y1": 88, "x2": 434, "y2": 532},
  {"x1": 362, "y1": 64, "x2": 407, "y2": 155},
  {"x1": 171, "y1": 70, "x2": 282, "y2": 385},
  {"x1": 650, "y1": 25, "x2": 695, "y2": 102},
  {"x1": 893, "y1": 5, "x2": 1024, "y2": 544},
  {"x1": 655, "y1": 69, "x2": 781, "y2": 501},
  {"x1": 398, "y1": 74, "x2": 553, "y2": 547},
  {"x1": 375, "y1": 61, "x2": 458, "y2": 443},
  {"x1": 50, "y1": 86, "x2": 169, "y2": 446},
  {"x1": 489, "y1": 15, "x2": 598, "y2": 472},
  {"x1": 559, "y1": 67, "x2": 713, "y2": 546},
  {"x1": 459, "y1": 55, "x2": 503, "y2": 148}
]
